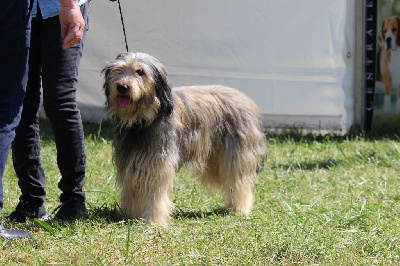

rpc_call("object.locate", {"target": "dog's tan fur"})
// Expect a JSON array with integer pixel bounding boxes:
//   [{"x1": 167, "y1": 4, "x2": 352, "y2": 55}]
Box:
[
  {"x1": 102, "y1": 52, "x2": 265, "y2": 225},
  {"x1": 377, "y1": 16, "x2": 400, "y2": 113}
]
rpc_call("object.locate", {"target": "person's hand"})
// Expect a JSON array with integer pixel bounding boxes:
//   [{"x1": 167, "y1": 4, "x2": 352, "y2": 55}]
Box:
[{"x1": 58, "y1": 1, "x2": 85, "y2": 49}]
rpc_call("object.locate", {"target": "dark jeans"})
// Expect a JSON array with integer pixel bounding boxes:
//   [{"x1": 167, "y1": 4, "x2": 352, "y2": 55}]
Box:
[
  {"x1": 11, "y1": 2, "x2": 89, "y2": 206},
  {"x1": 0, "y1": 1, "x2": 32, "y2": 210}
]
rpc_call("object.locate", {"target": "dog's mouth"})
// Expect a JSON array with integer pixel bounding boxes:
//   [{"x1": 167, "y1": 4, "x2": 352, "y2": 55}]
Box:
[{"x1": 118, "y1": 95, "x2": 132, "y2": 107}]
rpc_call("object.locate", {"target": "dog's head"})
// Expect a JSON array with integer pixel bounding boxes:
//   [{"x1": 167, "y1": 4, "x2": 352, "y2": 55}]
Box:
[
  {"x1": 102, "y1": 52, "x2": 174, "y2": 127},
  {"x1": 379, "y1": 16, "x2": 400, "y2": 51}
]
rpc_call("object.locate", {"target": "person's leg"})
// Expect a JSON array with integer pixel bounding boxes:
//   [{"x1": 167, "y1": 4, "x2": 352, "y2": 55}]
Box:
[
  {"x1": 10, "y1": 13, "x2": 49, "y2": 223},
  {"x1": 10, "y1": 12, "x2": 46, "y2": 222},
  {"x1": 41, "y1": 2, "x2": 89, "y2": 220},
  {"x1": 0, "y1": 0, "x2": 32, "y2": 238}
]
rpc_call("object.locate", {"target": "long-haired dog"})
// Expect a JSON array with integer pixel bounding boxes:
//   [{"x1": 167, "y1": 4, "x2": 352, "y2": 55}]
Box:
[{"x1": 102, "y1": 52, "x2": 265, "y2": 225}]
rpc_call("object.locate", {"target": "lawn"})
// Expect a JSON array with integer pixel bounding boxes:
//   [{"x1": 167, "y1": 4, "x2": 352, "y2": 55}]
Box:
[{"x1": 1, "y1": 119, "x2": 400, "y2": 265}]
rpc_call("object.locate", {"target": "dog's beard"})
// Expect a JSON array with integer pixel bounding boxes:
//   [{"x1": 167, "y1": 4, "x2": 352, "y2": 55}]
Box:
[{"x1": 108, "y1": 93, "x2": 161, "y2": 129}]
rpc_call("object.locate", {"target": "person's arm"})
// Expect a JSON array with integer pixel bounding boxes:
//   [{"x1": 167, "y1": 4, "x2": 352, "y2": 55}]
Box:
[{"x1": 58, "y1": 0, "x2": 85, "y2": 49}]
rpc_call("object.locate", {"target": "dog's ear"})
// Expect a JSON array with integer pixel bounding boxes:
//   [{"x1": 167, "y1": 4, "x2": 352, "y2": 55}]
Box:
[
  {"x1": 151, "y1": 64, "x2": 174, "y2": 117},
  {"x1": 101, "y1": 65, "x2": 111, "y2": 97},
  {"x1": 116, "y1": 52, "x2": 129, "y2": 60},
  {"x1": 101, "y1": 64, "x2": 114, "y2": 111},
  {"x1": 397, "y1": 17, "x2": 400, "y2": 47},
  {"x1": 378, "y1": 23, "x2": 384, "y2": 47}
]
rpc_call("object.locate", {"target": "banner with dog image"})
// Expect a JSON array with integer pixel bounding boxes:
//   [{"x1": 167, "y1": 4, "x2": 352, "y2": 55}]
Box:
[{"x1": 374, "y1": 0, "x2": 400, "y2": 133}]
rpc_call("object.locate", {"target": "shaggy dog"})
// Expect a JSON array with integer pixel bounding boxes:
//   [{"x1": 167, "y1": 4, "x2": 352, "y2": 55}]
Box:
[{"x1": 102, "y1": 52, "x2": 265, "y2": 225}]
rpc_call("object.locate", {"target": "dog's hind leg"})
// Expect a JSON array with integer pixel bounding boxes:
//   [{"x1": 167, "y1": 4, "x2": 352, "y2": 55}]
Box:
[
  {"x1": 201, "y1": 161, "x2": 254, "y2": 214},
  {"x1": 218, "y1": 131, "x2": 264, "y2": 215},
  {"x1": 216, "y1": 153, "x2": 258, "y2": 215},
  {"x1": 222, "y1": 177, "x2": 256, "y2": 215}
]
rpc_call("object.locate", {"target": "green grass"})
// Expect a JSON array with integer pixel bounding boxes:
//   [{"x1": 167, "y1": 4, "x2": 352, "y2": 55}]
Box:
[{"x1": 1, "y1": 119, "x2": 400, "y2": 264}]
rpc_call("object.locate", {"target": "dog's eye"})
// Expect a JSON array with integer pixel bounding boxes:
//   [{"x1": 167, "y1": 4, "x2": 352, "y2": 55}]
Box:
[{"x1": 136, "y1": 69, "x2": 144, "y2": 76}]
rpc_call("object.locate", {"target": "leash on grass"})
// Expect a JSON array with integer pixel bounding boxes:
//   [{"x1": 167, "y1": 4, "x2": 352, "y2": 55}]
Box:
[{"x1": 109, "y1": 0, "x2": 129, "y2": 52}]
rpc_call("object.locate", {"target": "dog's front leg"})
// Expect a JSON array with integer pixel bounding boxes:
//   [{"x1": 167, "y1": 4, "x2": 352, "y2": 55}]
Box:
[
  {"x1": 139, "y1": 188, "x2": 174, "y2": 226},
  {"x1": 384, "y1": 81, "x2": 392, "y2": 113},
  {"x1": 123, "y1": 163, "x2": 175, "y2": 226},
  {"x1": 397, "y1": 85, "x2": 400, "y2": 114},
  {"x1": 120, "y1": 185, "x2": 135, "y2": 218},
  {"x1": 380, "y1": 50, "x2": 392, "y2": 113}
]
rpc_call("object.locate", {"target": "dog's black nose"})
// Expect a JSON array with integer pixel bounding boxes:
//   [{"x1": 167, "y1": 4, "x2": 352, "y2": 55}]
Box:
[
  {"x1": 117, "y1": 84, "x2": 130, "y2": 94},
  {"x1": 387, "y1": 37, "x2": 392, "y2": 50}
]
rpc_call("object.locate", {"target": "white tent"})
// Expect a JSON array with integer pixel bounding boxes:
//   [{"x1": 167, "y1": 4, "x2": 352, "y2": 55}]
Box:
[{"x1": 76, "y1": 0, "x2": 358, "y2": 132}]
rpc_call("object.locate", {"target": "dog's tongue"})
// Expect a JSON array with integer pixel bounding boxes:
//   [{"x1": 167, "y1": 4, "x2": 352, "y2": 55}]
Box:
[{"x1": 118, "y1": 95, "x2": 132, "y2": 107}]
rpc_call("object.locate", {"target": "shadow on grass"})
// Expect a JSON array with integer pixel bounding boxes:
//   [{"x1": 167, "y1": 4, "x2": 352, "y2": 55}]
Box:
[
  {"x1": 87, "y1": 205, "x2": 230, "y2": 223},
  {"x1": 266, "y1": 124, "x2": 400, "y2": 143},
  {"x1": 173, "y1": 207, "x2": 230, "y2": 220},
  {"x1": 86, "y1": 203, "x2": 125, "y2": 223},
  {"x1": 48, "y1": 205, "x2": 231, "y2": 226},
  {"x1": 273, "y1": 158, "x2": 342, "y2": 171},
  {"x1": 24, "y1": 206, "x2": 237, "y2": 233}
]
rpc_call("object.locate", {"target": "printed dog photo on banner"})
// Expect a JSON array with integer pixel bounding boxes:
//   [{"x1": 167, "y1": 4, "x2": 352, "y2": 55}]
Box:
[{"x1": 374, "y1": 0, "x2": 400, "y2": 133}]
